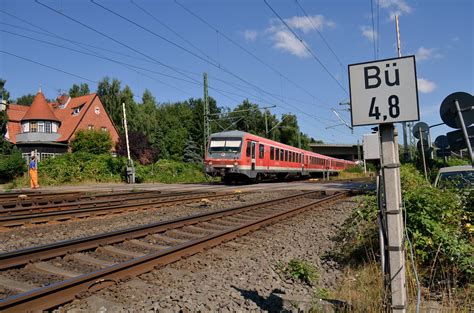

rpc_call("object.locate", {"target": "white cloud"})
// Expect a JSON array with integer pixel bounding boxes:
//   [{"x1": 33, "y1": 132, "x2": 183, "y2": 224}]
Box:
[
  {"x1": 263, "y1": 14, "x2": 333, "y2": 58},
  {"x1": 379, "y1": 0, "x2": 413, "y2": 20},
  {"x1": 415, "y1": 46, "x2": 442, "y2": 61},
  {"x1": 284, "y1": 15, "x2": 335, "y2": 33},
  {"x1": 361, "y1": 26, "x2": 377, "y2": 42},
  {"x1": 417, "y1": 78, "x2": 436, "y2": 93},
  {"x1": 243, "y1": 30, "x2": 258, "y2": 42},
  {"x1": 271, "y1": 29, "x2": 309, "y2": 58}
]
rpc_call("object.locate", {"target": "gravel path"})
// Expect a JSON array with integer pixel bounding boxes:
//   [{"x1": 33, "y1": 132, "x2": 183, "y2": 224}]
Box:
[
  {"x1": 60, "y1": 197, "x2": 358, "y2": 312},
  {"x1": 0, "y1": 191, "x2": 298, "y2": 253}
]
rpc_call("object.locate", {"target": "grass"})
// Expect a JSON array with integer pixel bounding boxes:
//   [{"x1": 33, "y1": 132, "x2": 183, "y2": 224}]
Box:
[
  {"x1": 330, "y1": 262, "x2": 473, "y2": 312},
  {"x1": 276, "y1": 259, "x2": 320, "y2": 286}
]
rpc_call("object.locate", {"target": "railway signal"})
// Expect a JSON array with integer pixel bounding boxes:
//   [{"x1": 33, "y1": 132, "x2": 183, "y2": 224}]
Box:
[
  {"x1": 439, "y1": 92, "x2": 474, "y2": 165},
  {"x1": 349, "y1": 55, "x2": 419, "y2": 312}
]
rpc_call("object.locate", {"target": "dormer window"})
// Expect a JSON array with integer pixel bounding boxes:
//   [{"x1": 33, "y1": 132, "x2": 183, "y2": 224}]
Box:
[
  {"x1": 71, "y1": 103, "x2": 85, "y2": 116},
  {"x1": 45, "y1": 121, "x2": 52, "y2": 133}
]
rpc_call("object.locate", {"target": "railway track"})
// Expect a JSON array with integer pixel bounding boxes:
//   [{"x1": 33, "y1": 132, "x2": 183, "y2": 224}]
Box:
[
  {"x1": 0, "y1": 190, "x2": 240, "y2": 228},
  {"x1": 0, "y1": 190, "x2": 349, "y2": 312}
]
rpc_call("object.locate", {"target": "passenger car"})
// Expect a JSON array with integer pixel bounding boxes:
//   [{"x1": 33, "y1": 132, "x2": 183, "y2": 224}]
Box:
[
  {"x1": 204, "y1": 130, "x2": 355, "y2": 183},
  {"x1": 434, "y1": 165, "x2": 474, "y2": 189}
]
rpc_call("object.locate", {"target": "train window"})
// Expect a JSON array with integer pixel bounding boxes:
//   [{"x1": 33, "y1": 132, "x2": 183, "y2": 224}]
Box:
[
  {"x1": 209, "y1": 137, "x2": 243, "y2": 154},
  {"x1": 284, "y1": 150, "x2": 288, "y2": 161},
  {"x1": 276, "y1": 148, "x2": 280, "y2": 160},
  {"x1": 270, "y1": 147, "x2": 274, "y2": 160},
  {"x1": 280, "y1": 149, "x2": 284, "y2": 161},
  {"x1": 246, "y1": 142, "x2": 251, "y2": 157},
  {"x1": 259, "y1": 144, "x2": 264, "y2": 159}
]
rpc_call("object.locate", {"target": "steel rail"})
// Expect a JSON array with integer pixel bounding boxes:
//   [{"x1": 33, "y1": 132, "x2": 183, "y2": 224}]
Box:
[
  {"x1": 0, "y1": 190, "x2": 221, "y2": 215},
  {"x1": 0, "y1": 190, "x2": 319, "y2": 269},
  {"x1": 0, "y1": 191, "x2": 239, "y2": 228},
  {"x1": 0, "y1": 191, "x2": 347, "y2": 312},
  {"x1": 0, "y1": 190, "x2": 163, "y2": 210}
]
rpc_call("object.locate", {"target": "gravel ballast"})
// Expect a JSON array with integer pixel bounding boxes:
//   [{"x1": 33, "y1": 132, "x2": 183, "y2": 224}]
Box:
[
  {"x1": 0, "y1": 191, "x2": 299, "y2": 253},
  {"x1": 59, "y1": 197, "x2": 358, "y2": 312}
]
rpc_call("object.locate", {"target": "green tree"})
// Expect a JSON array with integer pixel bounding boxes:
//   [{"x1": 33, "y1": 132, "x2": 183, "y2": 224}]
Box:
[
  {"x1": 70, "y1": 129, "x2": 113, "y2": 154},
  {"x1": 69, "y1": 83, "x2": 90, "y2": 97},
  {"x1": 1, "y1": 78, "x2": 10, "y2": 102},
  {"x1": 183, "y1": 136, "x2": 202, "y2": 164},
  {"x1": 16, "y1": 94, "x2": 35, "y2": 105},
  {"x1": 97, "y1": 77, "x2": 123, "y2": 133}
]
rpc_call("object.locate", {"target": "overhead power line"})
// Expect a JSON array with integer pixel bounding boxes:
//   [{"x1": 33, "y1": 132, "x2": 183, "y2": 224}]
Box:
[
  {"x1": 174, "y1": 0, "x2": 327, "y2": 106},
  {"x1": 0, "y1": 50, "x2": 98, "y2": 84},
  {"x1": 35, "y1": 0, "x2": 201, "y2": 86},
  {"x1": 370, "y1": 0, "x2": 377, "y2": 59},
  {"x1": 89, "y1": 0, "x2": 338, "y2": 128},
  {"x1": 263, "y1": 0, "x2": 348, "y2": 95},
  {"x1": 90, "y1": 0, "x2": 302, "y2": 111},
  {"x1": 294, "y1": 0, "x2": 344, "y2": 68}
]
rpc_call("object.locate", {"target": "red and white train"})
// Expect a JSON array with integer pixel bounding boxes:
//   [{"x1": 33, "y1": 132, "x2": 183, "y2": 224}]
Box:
[{"x1": 205, "y1": 130, "x2": 355, "y2": 183}]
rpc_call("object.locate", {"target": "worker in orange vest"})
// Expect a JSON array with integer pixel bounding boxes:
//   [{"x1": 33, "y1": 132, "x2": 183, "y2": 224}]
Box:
[{"x1": 29, "y1": 155, "x2": 39, "y2": 189}]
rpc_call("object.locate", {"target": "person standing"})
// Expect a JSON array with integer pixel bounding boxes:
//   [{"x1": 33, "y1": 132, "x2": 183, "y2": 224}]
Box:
[{"x1": 29, "y1": 155, "x2": 39, "y2": 189}]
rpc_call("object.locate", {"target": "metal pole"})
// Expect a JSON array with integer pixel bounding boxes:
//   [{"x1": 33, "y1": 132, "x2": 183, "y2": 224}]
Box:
[
  {"x1": 380, "y1": 123, "x2": 407, "y2": 312},
  {"x1": 454, "y1": 99, "x2": 474, "y2": 165},
  {"x1": 264, "y1": 110, "x2": 268, "y2": 135},
  {"x1": 203, "y1": 73, "x2": 210, "y2": 157},
  {"x1": 123, "y1": 102, "x2": 134, "y2": 184},
  {"x1": 419, "y1": 129, "x2": 428, "y2": 181},
  {"x1": 395, "y1": 15, "x2": 409, "y2": 162},
  {"x1": 122, "y1": 103, "x2": 131, "y2": 161}
]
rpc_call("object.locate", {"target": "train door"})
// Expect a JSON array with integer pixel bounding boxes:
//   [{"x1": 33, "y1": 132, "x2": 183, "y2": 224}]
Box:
[
  {"x1": 301, "y1": 153, "x2": 305, "y2": 174},
  {"x1": 251, "y1": 141, "x2": 256, "y2": 171}
]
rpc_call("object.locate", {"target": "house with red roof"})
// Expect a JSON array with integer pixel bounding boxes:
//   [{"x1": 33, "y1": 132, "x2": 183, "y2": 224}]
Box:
[{"x1": 4, "y1": 89, "x2": 119, "y2": 160}]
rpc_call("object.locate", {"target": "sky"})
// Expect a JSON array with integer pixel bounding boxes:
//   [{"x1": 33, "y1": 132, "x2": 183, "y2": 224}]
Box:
[{"x1": 0, "y1": 0, "x2": 472, "y2": 144}]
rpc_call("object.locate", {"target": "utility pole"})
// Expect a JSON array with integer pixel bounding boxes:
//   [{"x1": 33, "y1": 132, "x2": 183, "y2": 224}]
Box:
[
  {"x1": 123, "y1": 102, "x2": 134, "y2": 184},
  {"x1": 396, "y1": 15, "x2": 409, "y2": 162},
  {"x1": 203, "y1": 73, "x2": 210, "y2": 157}
]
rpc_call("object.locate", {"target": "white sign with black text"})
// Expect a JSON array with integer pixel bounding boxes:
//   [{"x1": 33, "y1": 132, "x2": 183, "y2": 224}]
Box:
[{"x1": 348, "y1": 55, "x2": 419, "y2": 127}]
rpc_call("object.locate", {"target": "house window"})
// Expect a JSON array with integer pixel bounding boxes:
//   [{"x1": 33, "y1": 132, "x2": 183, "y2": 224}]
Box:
[
  {"x1": 95, "y1": 106, "x2": 100, "y2": 115},
  {"x1": 41, "y1": 153, "x2": 55, "y2": 160},
  {"x1": 101, "y1": 127, "x2": 107, "y2": 132},
  {"x1": 45, "y1": 121, "x2": 52, "y2": 133},
  {"x1": 72, "y1": 103, "x2": 85, "y2": 116},
  {"x1": 88, "y1": 125, "x2": 94, "y2": 130},
  {"x1": 30, "y1": 122, "x2": 37, "y2": 133},
  {"x1": 38, "y1": 121, "x2": 44, "y2": 133}
]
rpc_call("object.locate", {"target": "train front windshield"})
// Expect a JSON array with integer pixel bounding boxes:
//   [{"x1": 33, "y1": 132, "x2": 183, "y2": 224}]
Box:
[{"x1": 209, "y1": 137, "x2": 242, "y2": 154}]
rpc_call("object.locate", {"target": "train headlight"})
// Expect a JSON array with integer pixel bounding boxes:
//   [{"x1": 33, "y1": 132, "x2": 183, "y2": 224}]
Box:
[
  {"x1": 233, "y1": 161, "x2": 238, "y2": 166},
  {"x1": 209, "y1": 161, "x2": 213, "y2": 166}
]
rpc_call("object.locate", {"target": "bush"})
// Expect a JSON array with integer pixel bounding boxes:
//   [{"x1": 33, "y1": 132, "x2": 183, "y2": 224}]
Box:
[
  {"x1": 134, "y1": 159, "x2": 206, "y2": 183},
  {"x1": 70, "y1": 129, "x2": 113, "y2": 154},
  {"x1": 333, "y1": 164, "x2": 473, "y2": 287},
  {"x1": 0, "y1": 147, "x2": 26, "y2": 183}
]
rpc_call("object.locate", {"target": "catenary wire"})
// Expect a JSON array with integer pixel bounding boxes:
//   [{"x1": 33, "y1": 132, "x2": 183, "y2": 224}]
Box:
[
  {"x1": 89, "y1": 0, "x2": 343, "y2": 130},
  {"x1": 263, "y1": 0, "x2": 348, "y2": 95},
  {"x1": 370, "y1": 0, "x2": 377, "y2": 59},
  {"x1": 174, "y1": 0, "x2": 328, "y2": 107},
  {"x1": 35, "y1": 0, "x2": 201, "y2": 87},
  {"x1": 29, "y1": 0, "x2": 354, "y2": 139}
]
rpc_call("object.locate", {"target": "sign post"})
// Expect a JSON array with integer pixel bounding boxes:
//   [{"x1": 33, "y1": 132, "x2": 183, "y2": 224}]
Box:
[{"x1": 349, "y1": 55, "x2": 419, "y2": 312}]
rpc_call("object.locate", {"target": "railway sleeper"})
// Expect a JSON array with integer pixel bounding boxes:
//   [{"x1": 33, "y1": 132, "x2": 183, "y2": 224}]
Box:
[
  {"x1": 66, "y1": 253, "x2": 116, "y2": 268},
  {"x1": 0, "y1": 275, "x2": 38, "y2": 293},
  {"x1": 97, "y1": 246, "x2": 145, "y2": 259},
  {"x1": 27, "y1": 262, "x2": 83, "y2": 278}
]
